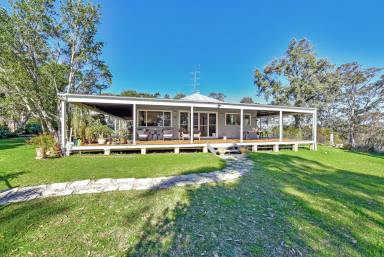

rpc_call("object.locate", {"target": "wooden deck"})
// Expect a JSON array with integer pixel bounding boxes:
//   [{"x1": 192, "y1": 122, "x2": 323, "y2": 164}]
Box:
[
  {"x1": 70, "y1": 138, "x2": 315, "y2": 155},
  {"x1": 135, "y1": 138, "x2": 303, "y2": 145}
]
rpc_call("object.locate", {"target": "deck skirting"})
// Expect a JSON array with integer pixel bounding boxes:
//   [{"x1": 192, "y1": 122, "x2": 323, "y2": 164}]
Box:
[{"x1": 70, "y1": 140, "x2": 315, "y2": 155}]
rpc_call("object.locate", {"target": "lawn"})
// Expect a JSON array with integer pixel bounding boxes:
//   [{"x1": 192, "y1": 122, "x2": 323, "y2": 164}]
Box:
[
  {"x1": 0, "y1": 138, "x2": 225, "y2": 190},
  {"x1": 1, "y1": 143, "x2": 383, "y2": 256}
]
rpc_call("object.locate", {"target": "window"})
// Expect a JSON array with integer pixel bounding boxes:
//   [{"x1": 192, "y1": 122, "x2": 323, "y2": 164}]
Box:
[
  {"x1": 138, "y1": 110, "x2": 172, "y2": 127},
  {"x1": 225, "y1": 113, "x2": 251, "y2": 126}
]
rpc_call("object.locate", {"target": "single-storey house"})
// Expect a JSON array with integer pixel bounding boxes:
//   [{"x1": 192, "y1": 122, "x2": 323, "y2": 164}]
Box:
[{"x1": 59, "y1": 92, "x2": 317, "y2": 155}]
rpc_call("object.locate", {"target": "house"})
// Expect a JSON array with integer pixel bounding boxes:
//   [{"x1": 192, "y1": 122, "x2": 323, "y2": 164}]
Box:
[{"x1": 58, "y1": 92, "x2": 317, "y2": 155}]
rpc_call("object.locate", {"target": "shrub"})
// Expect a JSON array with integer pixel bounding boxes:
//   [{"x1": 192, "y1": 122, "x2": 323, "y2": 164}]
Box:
[
  {"x1": 28, "y1": 133, "x2": 55, "y2": 149},
  {"x1": 0, "y1": 125, "x2": 17, "y2": 138},
  {"x1": 89, "y1": 124, "x2": 113, "y2": 139},
  {"x1": 25, "y1": 122, "x2": 42, "y2": 134}
]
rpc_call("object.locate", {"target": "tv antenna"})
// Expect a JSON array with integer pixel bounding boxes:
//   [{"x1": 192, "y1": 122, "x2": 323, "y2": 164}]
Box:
[{"x1": 190, "y1": 65, "x2": 200, "y2": 93}]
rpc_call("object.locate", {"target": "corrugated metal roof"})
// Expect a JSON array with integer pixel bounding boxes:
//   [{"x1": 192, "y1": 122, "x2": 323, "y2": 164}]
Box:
[{"x1": 181, "y1": 92, "x2": 222, "y2": 103}]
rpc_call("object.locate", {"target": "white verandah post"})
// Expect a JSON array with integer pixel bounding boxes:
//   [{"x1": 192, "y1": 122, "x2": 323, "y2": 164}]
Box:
[
  {"x1": 133, "y1": 104, "x2": 136, "y2": 145},
  {"x1": 279, "y1": 110, "x2": 283, "y2": 141},
  {"x1": 312, "y1": 110, "x2": 317, "y2": 150},
  {"x1": 190, "y1": 106, "x2": 194, "y2": 144},
  {"x1": 240, "y1": 108, "x2": 244, "y2": 142},
  {"x1": 60, "y1": 100, "x2": 66, "y2": 149}
]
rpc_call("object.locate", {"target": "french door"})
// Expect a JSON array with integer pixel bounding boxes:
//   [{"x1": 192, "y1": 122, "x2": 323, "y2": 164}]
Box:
[{"x1": 179, "y1": 112, "x2": 217, "y2": 138}]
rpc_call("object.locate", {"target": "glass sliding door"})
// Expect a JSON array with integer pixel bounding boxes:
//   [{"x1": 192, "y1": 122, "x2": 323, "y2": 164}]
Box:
[
  {"x1": 199, "y1": 113, "x2": 208, "y2": 137},
  {"x1": 209, "y1": 113, "x2": 217, "y2": 137},
  {"x1": 179, "y1": 111, "x2": 217, "y2": 138}
]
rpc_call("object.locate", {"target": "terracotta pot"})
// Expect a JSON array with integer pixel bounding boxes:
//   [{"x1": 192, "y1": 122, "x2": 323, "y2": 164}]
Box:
[
  {"x1": 98, "y1": 138, "x2": 106, "y2": 145},
  {"x1": 35, "y1": 147, "x2": 45, "y2": 159}
]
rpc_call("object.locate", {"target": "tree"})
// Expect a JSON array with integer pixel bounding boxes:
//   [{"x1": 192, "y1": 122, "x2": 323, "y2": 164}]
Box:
[
  {"x1": 120, "y1": 90, "x2": 160, "y2": 98},
  {"x1": 334, "y1": 63, "x2": 384, "y2": 147},
  {"x1": 61, "y1": 0, "x2": 112, "y2": 94},
  {"x1": 164, "y1": 94, "x2": 170, "y2": 99},
  {"x1": 174, "y1": 93, "x2": 186, "y2": 99},
  {"x1": 208, "y1": 92, "x2": 226, "y2": 101},
  {"x1": 0, "y1": 0, "x2": 111, "y2": 133},
  {"x1": 254, "y1": 38, "x2": 338, "y2": 125},
  {"x1": 240, "y1": 97, "x2": 254, "y2": 104}
]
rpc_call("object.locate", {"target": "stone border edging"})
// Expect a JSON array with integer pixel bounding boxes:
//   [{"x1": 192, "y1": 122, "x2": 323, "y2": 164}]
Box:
[{"x1": 0, "y1": 155, "x2": 253, "y2": 206}]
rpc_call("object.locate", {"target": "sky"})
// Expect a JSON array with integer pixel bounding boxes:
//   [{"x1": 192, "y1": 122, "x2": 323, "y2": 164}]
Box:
[{"x1": 2, "y1": 0, "x2": 384, "y2": 102}]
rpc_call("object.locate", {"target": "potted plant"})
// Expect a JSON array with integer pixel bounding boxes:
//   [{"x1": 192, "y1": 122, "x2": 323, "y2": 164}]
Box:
[
  {"x1": 90, "y1": 124, "x2": 113, "y2": 144},
  {"x1": 118, "y1": 128, "x2": 129, "y2": 144},
  {"x1": 29, "y1": 133, "x2": 55, "y2": 159}
]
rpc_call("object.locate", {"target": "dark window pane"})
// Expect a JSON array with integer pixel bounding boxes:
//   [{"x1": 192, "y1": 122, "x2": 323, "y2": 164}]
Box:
[
  {"x1": 209, "y1": 113, "x2": 216, "y2": 125},
  {"x1": 139, "y1": 111, "x2": 146, "y2": 126},
  {"x1": 146, "y1": 111, "x2": 163, "y2": 126},
  {"x1": 164, "y1": 112, "x2": 171, "y2": 127}
]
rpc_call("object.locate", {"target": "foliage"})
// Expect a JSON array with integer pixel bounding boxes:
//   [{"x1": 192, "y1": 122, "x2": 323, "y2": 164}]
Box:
[
  {"x1": 164, "y1": 94, "x2": 170, "y2": 99},
  {"x1": 89, "y1": 124, "x2": 113, "y2": 139},
  {"x1": 118, "y1": 128, "x2": 129, "y2": 138},
  {"x1": 28, "y1": 133, "x2": 55, "y2": 150},
  {"x1": 208, "y1": 92, "x2": 226, "y2": 101},
  {"x1": 121, "y1": 89, "x2": 160, "y2": 98},
  {"x1": 333, "y1": 63, "x2": 384, "y2": 147},
  {"x1": 69, "y1": 105, "x2": 98, "y2": 141},
  {"x1": 240, "y1": 96, "x2": 254, "y2": 103},
  {"x1": 0, "y1": 124, "x2": 17, "y2": 138},
  {"x1": 254, "y1": 38, "x2": 339, "y2": 125},
  {"x1": 25, "y1": 122, "x2": 42, "y2": 134},
  {"x1": 254, "y1": 38, "x2": 384, "y2": 150},
  {"x1": 0, "y1": 0, "x2": 111, "y2": 132},
  {"x1": 173, "y1": 93, "x2": 186, "y2": 99}
]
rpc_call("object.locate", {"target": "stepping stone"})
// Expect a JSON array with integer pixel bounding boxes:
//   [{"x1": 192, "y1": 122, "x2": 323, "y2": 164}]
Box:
[
  {"x1": 68, "y1": 180, "x2": 90, "y2": 189},
  {"x1": 48, "y1": 182, "x2": 68, "y2": 190},
  {"x1": 95, "y1": 178, "x2": 113, "y2": 184}
]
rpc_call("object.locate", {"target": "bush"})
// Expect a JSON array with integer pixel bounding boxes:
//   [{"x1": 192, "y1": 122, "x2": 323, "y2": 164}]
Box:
[
  {"x1": 0, "y1": 125, "x2": 17, "y2": 138},
  {"x1": 28, "y1": 133, "x2": 55, "y2": 149},
  {"x1": 25, "y1": 122, "x2": 42, "y2": 134},
  {"x1": 89, "y1": 124, "x2": 113, "y2": 139}
]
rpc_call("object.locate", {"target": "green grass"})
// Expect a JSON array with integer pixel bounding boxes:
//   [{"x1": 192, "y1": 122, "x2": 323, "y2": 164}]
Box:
[
  {"x1": 1, "y1": 141, "x2": 383, "y2": 256},
  {"x1": 0, "y1": 138, "x2": 225, "y2": 190}
]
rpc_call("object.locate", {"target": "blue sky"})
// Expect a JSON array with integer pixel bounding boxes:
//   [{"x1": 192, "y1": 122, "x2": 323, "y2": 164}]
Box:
[{"x1": 2, "y1": 0, "x2": 384, "y2": 102}]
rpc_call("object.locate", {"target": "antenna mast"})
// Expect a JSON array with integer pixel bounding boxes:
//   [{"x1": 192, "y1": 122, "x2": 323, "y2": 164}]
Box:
[{"x1": 190, "y1": 65, "x2": 200, "y2": 93}]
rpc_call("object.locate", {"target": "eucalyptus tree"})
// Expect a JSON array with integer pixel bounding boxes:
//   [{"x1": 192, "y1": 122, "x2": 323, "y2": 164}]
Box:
[
  {"x1": 334, "y1": 63, "x2": 384, "y2": 147},
  {"x1": 254, "y1": 38, "x2": 339, "y2": 126},
  {"x1": 173, "y1": 93, "x2": 186, "y2": 99},
  {"x1": 208, "y1": 92, "x2": 226, "y2": 102},
  {"x1": 0, "y1": 0, "x2": 111, "y2": 133},
  {"x1": 240, "y1": 97, "x2": 254, "y2": 104}
]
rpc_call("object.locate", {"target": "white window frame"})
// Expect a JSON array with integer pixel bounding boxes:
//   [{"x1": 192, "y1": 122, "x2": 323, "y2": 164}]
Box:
[
  {"x1": 178, "y1": 110, "x2": 218, "y2": 138},
  {"x1": 137, "y1": 109, "x2": 172, "y2": 127},
  {"x1": 225, "y1": 113, "x2": 251, "y2": 126}
]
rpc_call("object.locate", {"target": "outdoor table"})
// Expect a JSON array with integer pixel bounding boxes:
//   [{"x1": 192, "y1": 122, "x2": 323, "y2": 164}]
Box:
[{"x1": 151, "y1": 130, "x2": 160, "y2": 140}]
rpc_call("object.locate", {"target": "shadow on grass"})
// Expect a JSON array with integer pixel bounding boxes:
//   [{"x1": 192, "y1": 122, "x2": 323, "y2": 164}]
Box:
[
  {"x1": 0, "y1": 171, "x2": 26, "y2": 189},
  {"x1": 0, "y1": 138, "x2": 27, "y2": 151},
  {"x1": 0, "y1": 199, "x2": 71, "y2": 256},
  {"x1": 127, "y1": 152, "x2": 384, "y2": 256}
]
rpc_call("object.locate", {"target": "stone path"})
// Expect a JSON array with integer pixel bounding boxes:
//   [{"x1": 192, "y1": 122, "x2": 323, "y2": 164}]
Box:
[{"x1": 0, "y1": 155, "x2": 253, "y2": 206}]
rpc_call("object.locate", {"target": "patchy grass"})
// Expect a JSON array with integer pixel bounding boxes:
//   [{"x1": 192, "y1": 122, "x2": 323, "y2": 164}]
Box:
[
  {"x1": 0, "y1": 138, "x2": 224, "y2": 190},
  {"x1": 1, "y1": 145, "x2": 383, "y2": 256}
]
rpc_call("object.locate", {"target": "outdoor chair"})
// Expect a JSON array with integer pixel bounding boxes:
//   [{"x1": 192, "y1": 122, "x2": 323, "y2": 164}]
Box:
[
  {"x1": 137, "y1": 128, "x2": 150, "y2": 141},
  {"x1": 193, "y1": 129, "x2": 201, "y2": 140},
  {"x1": 180, "y1": 130, "x2": 190, "y2": 140},
  {"x1": 162, "y1": 129, "x2": 174, "y2": 140}
]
